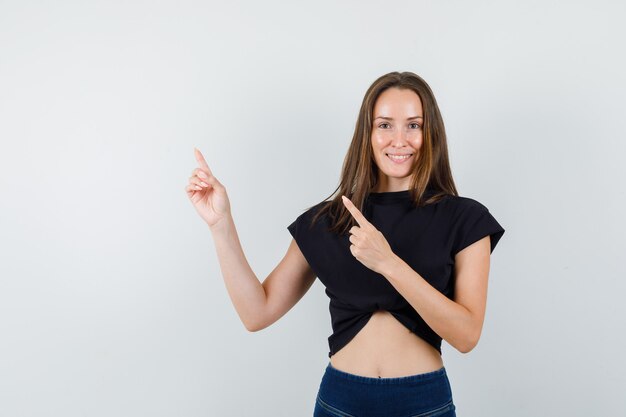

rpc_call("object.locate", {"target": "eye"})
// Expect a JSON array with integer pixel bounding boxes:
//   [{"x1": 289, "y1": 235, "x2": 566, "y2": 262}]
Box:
[
  {"x1": 409, "y1": 123, "x2": 421, "y2": 129},
  {"x1": 378, "y1": 123, "x2": 390, "y2": 129}
]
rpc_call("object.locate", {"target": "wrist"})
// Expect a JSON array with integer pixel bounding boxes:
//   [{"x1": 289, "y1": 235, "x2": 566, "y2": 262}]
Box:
[
  {"x1": 381, "y1": 253, "x2": 405, "y2": 280},
  {"x1": 208, "y1": 214, "x2": 234, "y2": 235}
]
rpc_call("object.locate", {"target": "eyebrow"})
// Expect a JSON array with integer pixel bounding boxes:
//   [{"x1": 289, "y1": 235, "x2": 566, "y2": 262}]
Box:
[{"x1": 375, "y1": 116, "x2": 423, "y2": 120}]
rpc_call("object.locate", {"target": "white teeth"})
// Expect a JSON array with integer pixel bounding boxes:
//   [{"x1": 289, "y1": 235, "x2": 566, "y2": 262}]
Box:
[{"x1": 388, "y1": 154, "x2": 411, "y2": 160}]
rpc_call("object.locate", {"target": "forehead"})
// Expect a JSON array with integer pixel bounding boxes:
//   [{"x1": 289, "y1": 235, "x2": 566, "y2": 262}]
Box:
[{"x1": 373, "y1": 88, "x2": 422, "y2": 115}]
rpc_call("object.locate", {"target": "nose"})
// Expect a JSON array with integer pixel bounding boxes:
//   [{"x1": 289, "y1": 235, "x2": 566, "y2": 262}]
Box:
[{"x1": 391, "y1": 128, "x2": 408, "y2": 145}]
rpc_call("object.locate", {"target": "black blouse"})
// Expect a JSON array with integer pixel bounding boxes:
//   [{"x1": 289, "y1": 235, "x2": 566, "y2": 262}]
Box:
[{"x1": 287, "y1": 187, "x2": 505, "y2": 358}]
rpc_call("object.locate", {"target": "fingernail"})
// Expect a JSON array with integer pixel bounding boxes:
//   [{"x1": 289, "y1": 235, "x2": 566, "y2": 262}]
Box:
[{"x1": 198, "y1": 171, "x2": 208, "y2": 178}]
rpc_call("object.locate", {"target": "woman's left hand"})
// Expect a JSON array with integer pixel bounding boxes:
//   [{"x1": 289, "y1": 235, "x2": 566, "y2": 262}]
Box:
[{"x1": 341, "y1": 195, "x2": 398, "y2": 275}]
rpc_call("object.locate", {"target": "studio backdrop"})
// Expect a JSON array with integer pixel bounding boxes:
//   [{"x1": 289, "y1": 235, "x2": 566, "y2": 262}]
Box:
[{"x1": 0, "y1": 1, "x2": 624, "y2": 416}]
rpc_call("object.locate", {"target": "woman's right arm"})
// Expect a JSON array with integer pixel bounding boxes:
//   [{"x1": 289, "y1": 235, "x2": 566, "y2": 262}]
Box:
[
  {"x1": 210, "y1": 217, "x2": 316, "y2": 332},
  {"x1": 187, "y1": 148, "x2": 316, "y2": 332}
]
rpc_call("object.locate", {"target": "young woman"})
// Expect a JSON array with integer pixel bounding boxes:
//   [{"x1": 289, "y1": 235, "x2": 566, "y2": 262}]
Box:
[{"x1": 186, "y1": 71, "x2": 505, "y2": 417}]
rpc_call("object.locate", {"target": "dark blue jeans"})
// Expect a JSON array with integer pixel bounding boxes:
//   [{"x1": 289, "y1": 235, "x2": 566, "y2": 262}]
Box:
[{"x1": 314, "y1": 362, "x2": 456, "y2": 417}]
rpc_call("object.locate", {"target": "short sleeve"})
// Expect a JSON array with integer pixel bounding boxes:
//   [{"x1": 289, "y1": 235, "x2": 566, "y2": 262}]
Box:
[
  {"x1": 287, "y1": 215, "x2": 303, "y2": 243},
  {"x1": 451, "y1": 200, "x2": 505, "y2": 256},
  {"x1": 287, "y1": 206, "x2": 323, "y2": 278},
  {"x1": 287, "y1": 210, "x2": 312, "y2": 246}
]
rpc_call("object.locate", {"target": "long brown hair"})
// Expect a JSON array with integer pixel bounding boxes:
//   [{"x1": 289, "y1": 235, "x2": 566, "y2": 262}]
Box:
[{"x1": 307, "y1": 71, "x2": 458, "y2": 235}]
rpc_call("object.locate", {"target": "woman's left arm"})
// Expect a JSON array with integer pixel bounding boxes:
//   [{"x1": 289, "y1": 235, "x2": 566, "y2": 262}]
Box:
[
  {"x1": 381, "y1": 237, "x2": 491, "y2": 354},
  {"x1": 340, "y1": 194, "x2": 491, "y2": 354}
]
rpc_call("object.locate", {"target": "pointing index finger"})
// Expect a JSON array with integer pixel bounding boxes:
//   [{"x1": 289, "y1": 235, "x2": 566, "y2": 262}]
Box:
[
  {"x1": 341, "y1": 195, "x2": 369, "y2": 227},
  {"x1": 194, "y1": 147, "x2": 212, "y2": 175}
]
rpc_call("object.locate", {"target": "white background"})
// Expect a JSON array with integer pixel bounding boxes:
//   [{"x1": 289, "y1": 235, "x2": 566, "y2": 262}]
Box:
[{"x1": 1, "y1": 1, "x2": 624, "y2": 416}]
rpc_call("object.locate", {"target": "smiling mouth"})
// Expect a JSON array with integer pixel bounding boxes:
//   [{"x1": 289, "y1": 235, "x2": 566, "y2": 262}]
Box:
[{"x1": 386, "y1": 153, "x2": 413, "y2": 163}]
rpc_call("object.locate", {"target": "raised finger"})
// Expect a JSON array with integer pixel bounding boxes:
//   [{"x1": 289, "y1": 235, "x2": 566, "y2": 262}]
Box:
[
  {"x1": 194, "y1": 148, "x2": 213, "y2": 176},
  {"x1": 341, "y1": 195, "x2": 369, "y2": 227}
]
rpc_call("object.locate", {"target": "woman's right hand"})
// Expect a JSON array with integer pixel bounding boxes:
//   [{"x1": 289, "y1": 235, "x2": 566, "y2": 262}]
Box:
[{"x1": 185, "y1": 147, "x2": 232, "y2": 229}]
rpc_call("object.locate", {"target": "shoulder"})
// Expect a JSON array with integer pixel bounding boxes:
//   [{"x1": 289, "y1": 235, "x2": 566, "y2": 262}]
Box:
[
  {"x1": 295, "y1": 200, "x2": 332, "y2": 220},
  {"x1": 444, "y1": 194, "x2": 505, "y2": 254},
  {"x1": 288, "y1": 200, "x2": 332, "y2": 231},
  {"x1": 440, "y1": 194, "x2": 491, "y2": 216}
]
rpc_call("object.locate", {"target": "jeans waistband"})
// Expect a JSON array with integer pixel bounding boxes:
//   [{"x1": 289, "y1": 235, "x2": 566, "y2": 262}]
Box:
[{"x1": 325, "y1": 362, "x2": 447, "y2": 385}]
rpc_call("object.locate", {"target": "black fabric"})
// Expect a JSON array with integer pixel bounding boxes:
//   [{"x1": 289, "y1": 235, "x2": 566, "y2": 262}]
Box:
[{"x1": 287, "y1": 187, "x2": 505, "y2": 358}]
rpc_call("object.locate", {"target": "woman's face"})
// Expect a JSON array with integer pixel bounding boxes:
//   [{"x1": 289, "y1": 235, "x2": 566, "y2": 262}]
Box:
[{"x1": 370, "y1": 87, "x2": 423, "y2": 192}]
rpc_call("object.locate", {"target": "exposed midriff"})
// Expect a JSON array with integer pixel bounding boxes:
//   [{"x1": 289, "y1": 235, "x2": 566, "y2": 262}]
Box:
[{"x1": 329, "y1": 309, "x2": 444, "y2": 378}]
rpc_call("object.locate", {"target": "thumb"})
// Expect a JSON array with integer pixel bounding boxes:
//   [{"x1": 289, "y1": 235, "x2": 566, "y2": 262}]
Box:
[{"x1": 203, "y1": 171, "x2": 224, "y2": 190}]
